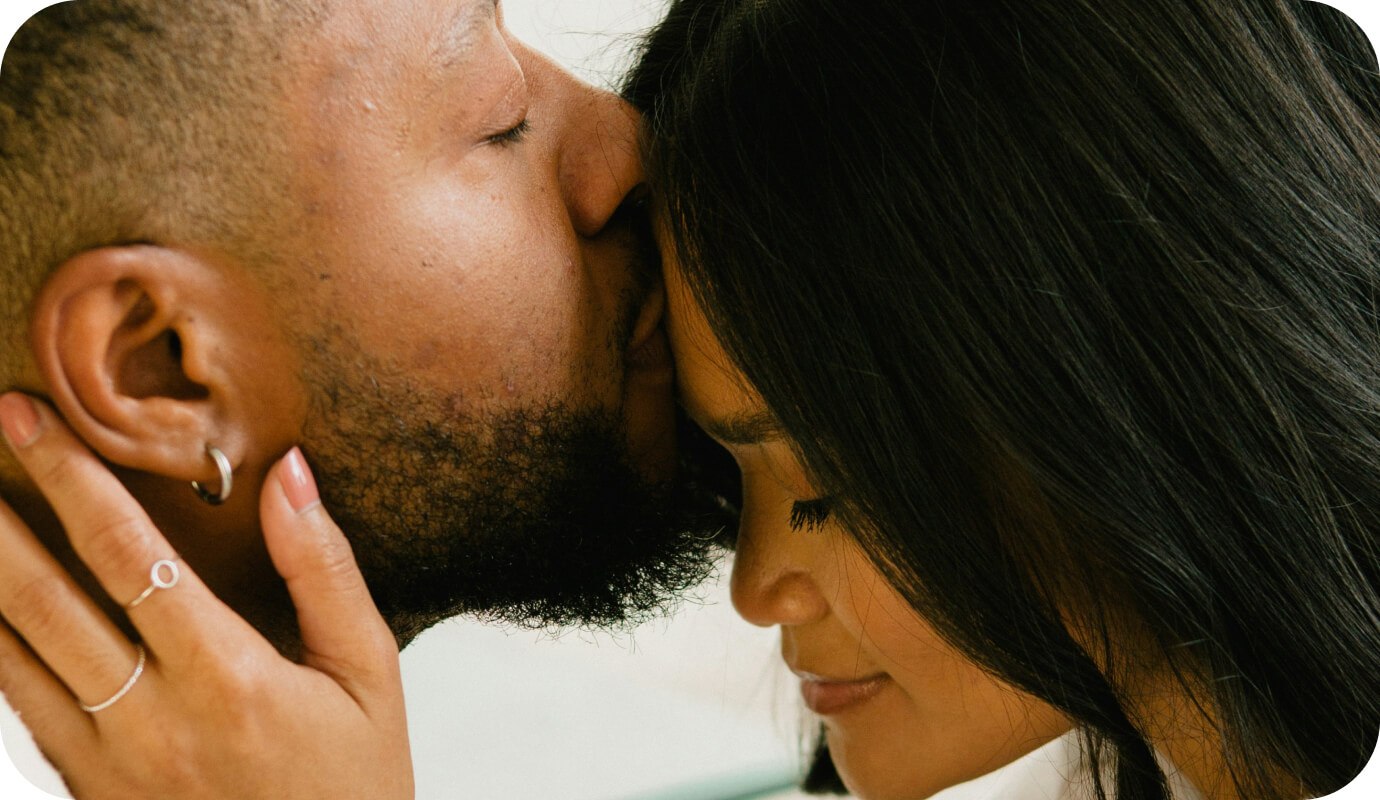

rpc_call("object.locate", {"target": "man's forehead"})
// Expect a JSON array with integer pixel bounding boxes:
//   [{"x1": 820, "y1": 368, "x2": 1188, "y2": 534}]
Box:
[
  {"x1": 281, "y1": 0, "x2": 505, "y2": 118},
  {"x1": 297, "y1": 0, "x2": 496, "y2": 66},
  {"x1": 429, "y1": 0, "x2": 499, "y2": 72}
]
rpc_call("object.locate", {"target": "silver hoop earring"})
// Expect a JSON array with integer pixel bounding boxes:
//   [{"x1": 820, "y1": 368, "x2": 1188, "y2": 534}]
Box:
[{"x1": 191, "y1": 444, "x2": 233, "y2": 506}]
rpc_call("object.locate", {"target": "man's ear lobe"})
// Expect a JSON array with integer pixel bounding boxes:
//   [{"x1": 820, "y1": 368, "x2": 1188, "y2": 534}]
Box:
[{"x1": 29, "y1": 245, "x2": 236, "y2": 479}]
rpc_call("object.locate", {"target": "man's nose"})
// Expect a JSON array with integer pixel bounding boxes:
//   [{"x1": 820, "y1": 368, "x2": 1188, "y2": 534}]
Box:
[
  {"x1": 729, "y1": 498, "x2": 832, "y2": 629},
  {"x1": 520, "y1": 45, "x2": 645, "y2": 238}
]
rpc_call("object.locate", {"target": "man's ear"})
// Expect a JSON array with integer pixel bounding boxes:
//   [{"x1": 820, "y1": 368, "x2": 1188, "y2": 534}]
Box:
[{"x1": 28, "y1": 245, "x2": 303, "y2": 485}]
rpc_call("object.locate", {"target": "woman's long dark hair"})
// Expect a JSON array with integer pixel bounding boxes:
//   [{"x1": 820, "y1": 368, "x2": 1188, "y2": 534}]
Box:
[{"x1": 627, "y1": 1, "x2": 1380, "y2": 798}]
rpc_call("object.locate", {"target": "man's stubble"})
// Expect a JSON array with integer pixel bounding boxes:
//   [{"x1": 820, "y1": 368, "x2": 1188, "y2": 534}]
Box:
[{"x1": 293, "y1": 278, "x2": 729, "y2": 647}]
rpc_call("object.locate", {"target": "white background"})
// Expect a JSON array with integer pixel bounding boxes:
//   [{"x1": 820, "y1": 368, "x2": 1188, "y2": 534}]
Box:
[{"x1": 1, "y1": 1, "x2": 1378, "y2": 799}]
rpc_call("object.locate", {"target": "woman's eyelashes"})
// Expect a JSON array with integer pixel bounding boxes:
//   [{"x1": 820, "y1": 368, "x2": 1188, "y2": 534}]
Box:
[
  {"x1": 789, "y1": 497, "x2": 833, "y2": 532},
  {"x1": 487, "y1": 117, "x2": 530, "y2": 146}
]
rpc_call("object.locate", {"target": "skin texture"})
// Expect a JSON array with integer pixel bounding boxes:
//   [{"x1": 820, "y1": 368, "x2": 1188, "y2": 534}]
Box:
[
  {"x1": 275, "y1": 0, "x2": 670, "y2": 465},
  {"x1": 663, "y1": 260, "x2": 1071, "y2": 800},
  {"x1": 0, "y1": 0, "x2": 693, "y2": 652},
  {"x1": 270, "y1": 0, "x2": 699, "y2": 640}
]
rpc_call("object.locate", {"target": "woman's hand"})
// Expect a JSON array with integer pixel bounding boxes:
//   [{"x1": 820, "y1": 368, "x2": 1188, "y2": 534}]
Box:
[{"x1": 0, "y1": 393, "x2": 414, "y2": 799}]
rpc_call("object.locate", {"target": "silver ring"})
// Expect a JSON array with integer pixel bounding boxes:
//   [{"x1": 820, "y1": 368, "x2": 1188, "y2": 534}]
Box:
[
  {"x1": 126, "y1": 558, "x2": 181, "y2": 610},
  {"x1": 191, "y1": 444, "x2": 233, "y2": 506},
  {"x1": 79, "y1": 644, "x2": 146, "y2": 713}
]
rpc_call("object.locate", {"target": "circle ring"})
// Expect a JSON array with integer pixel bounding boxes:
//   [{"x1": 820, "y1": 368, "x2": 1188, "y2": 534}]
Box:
[{"x1": 126, "y1": 558, "x2": 181, "y2": 610}]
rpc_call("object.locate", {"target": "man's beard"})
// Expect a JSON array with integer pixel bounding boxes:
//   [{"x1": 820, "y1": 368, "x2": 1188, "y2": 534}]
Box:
[{"x1": 297, "y1": 361, "x2": 730, "y2": 647}]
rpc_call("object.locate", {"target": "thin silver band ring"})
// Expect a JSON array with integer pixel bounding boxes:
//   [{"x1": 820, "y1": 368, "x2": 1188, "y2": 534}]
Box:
[{"x1": 79, "y1": 644, "x2": 146, "y2": 713}]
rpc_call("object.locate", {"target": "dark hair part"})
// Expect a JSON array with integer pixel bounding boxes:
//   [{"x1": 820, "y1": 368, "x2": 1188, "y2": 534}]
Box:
[
  {"x1": 629, "y1": 1, "x2": 1380, "y2": 798},
  {"x1": 0, "y1": 0, "x2": 323, "y2": 377}
]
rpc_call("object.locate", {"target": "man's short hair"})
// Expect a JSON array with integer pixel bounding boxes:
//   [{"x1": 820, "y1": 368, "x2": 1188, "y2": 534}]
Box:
[{"x1": 0, "y1": 0, "x2": 322, "y2": 374}]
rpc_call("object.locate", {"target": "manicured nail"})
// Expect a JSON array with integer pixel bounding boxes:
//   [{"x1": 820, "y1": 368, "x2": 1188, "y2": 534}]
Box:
[
  {"x1": 0, "y1": 394, "x2": 41, "y2": 449},
  {"x1": 279, "y1": 446, "x2": 321, "y2": 513}
]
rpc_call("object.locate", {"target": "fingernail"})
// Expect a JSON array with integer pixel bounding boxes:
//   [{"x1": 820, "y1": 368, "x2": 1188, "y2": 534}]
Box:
[
  {"x1": 0, "y1": 394, "x2": 41, "y2": 449},
  {"x1": 279, "y1": 446, "x2": 320, "y2": 513}
]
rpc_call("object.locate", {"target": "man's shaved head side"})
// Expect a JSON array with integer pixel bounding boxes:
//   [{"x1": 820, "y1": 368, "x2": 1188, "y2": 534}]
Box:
[
  {"x1": 0, "y1": 0, "x2": 723, "y2": 649},
  {"x1": 0, "y1": 0, "x2": 321, "y2": 379}
]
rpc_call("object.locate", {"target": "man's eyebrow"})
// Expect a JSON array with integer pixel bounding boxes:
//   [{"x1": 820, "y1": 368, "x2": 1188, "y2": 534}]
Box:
[
  {"x1": 699, "y1": 409, "x2": 784, "y2": 446},
  {"x1": 430, "y1": 0, "x2": 498, "y2": 71}
]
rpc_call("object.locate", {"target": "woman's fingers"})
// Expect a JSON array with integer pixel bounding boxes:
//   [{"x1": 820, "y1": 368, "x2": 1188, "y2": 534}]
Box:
[
  {"x1": 0, "y1": 394, "x2": 176, "y2": 604},
  {"x1": 260, "y1": 449, "x2": 400, "y2": 707},
  {"x1": 0, "y1": 394, "x2": 253, "y2": 671},
  {"x1": 0, "y1": 396, "x2": 413, "y2": 799},
  {"x1": 0, "y1": 494, "x2": 145, "y2": 714},
  {"x1": 0, "y1": 620, "x2": 97, "y2": 760}
]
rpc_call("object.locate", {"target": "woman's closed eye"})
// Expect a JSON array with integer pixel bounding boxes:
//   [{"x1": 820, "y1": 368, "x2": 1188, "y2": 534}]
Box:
[{"x1": 789, "y1": 497, "x2": 833, "y2": 532}]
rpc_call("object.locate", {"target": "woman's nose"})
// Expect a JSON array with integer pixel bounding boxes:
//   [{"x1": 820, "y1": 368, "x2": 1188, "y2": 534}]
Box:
[{"x1": 729, "y1": 501, "x2": 832, "y2": 629}]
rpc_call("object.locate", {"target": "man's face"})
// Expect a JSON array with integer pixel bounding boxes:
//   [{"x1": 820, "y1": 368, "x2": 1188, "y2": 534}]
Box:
[{"x1": 265, "y1": 0, "x2": 715, "y2": 642}]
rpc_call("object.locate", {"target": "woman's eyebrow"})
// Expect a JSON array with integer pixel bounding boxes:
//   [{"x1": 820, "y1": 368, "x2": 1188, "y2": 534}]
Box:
[{"x1": 701, "y1": 409, "x2": 783, "y2": 446}]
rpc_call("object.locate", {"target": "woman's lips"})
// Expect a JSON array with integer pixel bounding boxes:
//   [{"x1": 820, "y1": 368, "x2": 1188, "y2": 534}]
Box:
[{"x1": 797, "y1": 673, "x2": 891, "y2": 715}]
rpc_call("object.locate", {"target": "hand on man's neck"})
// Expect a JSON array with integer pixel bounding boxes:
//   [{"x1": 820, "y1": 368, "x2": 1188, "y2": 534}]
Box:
[{"x1": 0, "y1": 441, "x2": 304, "y2": 660}]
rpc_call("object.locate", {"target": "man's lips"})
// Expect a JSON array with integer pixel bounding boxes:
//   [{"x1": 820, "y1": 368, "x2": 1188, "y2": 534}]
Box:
[{"x1": 794, "y1": 669, "x2": 892, "y2": 715}]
